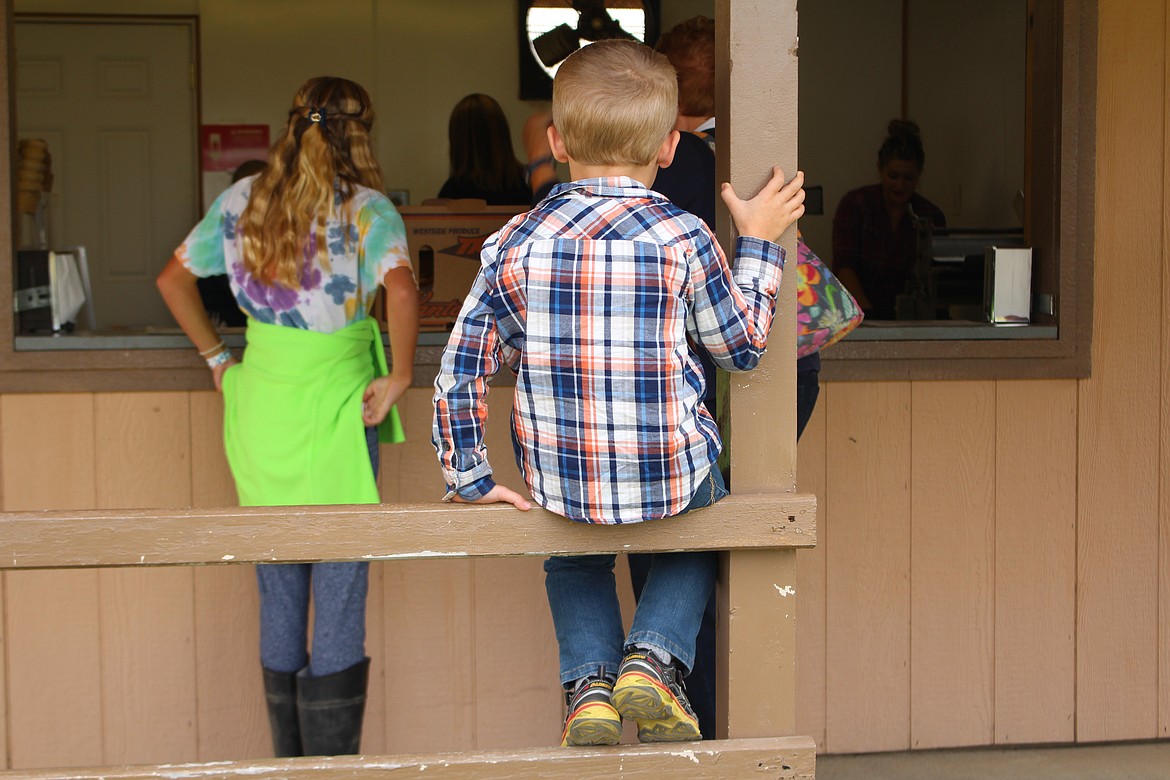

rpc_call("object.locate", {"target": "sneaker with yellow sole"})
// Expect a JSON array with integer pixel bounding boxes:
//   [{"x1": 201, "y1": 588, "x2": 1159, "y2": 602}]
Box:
[
  {"x1": 560, "y1": 676, "x2": 622, "y2": 747},
  {"x1": 611, "y1": 650, "x2": 701, "y2": 742}
]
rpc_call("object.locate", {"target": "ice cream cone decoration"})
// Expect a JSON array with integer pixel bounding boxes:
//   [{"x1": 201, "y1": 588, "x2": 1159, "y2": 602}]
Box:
[{"x1": 16, "y1": 138, "x2": 51, "y2": 215}]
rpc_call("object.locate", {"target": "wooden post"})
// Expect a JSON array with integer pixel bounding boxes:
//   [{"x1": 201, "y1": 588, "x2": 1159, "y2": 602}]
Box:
[{"x1": 715, "y1": 0, "x2": 802, "y2": 739}]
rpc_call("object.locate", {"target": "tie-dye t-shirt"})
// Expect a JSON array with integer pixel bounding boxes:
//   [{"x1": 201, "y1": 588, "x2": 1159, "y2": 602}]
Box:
[{"x1": 176, "y1": 176, "x2": 412, "y2": 333}]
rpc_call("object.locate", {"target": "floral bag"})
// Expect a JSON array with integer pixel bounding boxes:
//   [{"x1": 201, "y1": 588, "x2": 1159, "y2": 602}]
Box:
[{"x1": 796, "y1": 235, "x2": 864, "y2": 357}]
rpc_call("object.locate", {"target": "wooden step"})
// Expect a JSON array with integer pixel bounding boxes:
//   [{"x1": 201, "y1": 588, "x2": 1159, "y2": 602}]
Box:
[{"x1": 0, "y1": 736, "x2": 816, "y2": 779}]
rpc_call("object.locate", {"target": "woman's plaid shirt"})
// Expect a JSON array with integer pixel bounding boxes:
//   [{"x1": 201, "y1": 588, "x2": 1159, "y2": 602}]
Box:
[{"x1": 432, "y1": 178, "x2": 785, "y2": 524}]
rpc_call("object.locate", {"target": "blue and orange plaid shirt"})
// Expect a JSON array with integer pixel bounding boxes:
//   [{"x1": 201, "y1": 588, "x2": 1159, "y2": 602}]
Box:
[{"x1": 432, "y1": 177, "x2": 786, "y2": 524}]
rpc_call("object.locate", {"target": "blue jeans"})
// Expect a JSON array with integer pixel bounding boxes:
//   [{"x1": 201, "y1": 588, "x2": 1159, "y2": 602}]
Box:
[
  {"x1": 544, "y1": 466, "x2": 729, "y2": 686},
  {"x1": 256, "y1": 426, "x2": 378, "y2": 677}
]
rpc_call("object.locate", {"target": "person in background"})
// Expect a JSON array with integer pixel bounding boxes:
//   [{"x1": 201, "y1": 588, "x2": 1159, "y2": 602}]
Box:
[
  {"x1": 526, "y1": 16, "x2": 820, "y2": 740},
  {"x1": 156, "y1": 76, "x2": 418, "y2": 757},
  {"x1": 434, "y1": 39, "x2": 804, "y2": 746},
  {"x1": 831, "y1": 119, "x2": 946, "y2": 319},
  {"x1": 437, "y1": 93, "x2": 532, "y2": 205},
  {"x1": 197, "y1": 159, "x2": 268, "y2": 327}
]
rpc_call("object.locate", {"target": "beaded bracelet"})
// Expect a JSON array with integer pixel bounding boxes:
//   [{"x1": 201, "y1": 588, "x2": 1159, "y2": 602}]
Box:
[
  {"x1": 205, "y1": 348, "x2": 233, "y2": 369},
  {"x1": 198, "y1": 340, "x2": 226, "y2": 358}
]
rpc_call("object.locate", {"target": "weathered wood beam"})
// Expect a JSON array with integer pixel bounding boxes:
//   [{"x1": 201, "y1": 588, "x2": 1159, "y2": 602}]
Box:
[
  {"x1": 0, "y1": 736, "x2": 816, "y2": 779},
  {"x1": 0, "y1": 493, "x2": 816, "y2": 570},
  {"x1": 716, "y1": 0, "x2": 802, "y2": 740}
]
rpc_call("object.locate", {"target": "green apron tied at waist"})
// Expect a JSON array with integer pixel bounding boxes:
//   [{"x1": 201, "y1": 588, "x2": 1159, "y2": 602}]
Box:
[{"x1": 221, "y1": 316, "x2": 404, "y2": 507}]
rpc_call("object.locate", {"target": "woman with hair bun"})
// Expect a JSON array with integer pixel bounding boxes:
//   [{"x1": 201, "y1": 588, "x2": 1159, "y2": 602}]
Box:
[
  {"x1": 831, "y1": 119, "x2": 946, "y2": 319},
  {"x1": 156, "y1": 76, "x2": 418, "y2": 757}
]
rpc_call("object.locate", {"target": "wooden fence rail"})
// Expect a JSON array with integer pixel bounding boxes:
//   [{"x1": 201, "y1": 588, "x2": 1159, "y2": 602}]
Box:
[
  {"x1": 0, "y1": 493, "x2": 817, "y2": 779},
  {"x1": 1, "y1": 493, "x2": 816, "y2": 568}
]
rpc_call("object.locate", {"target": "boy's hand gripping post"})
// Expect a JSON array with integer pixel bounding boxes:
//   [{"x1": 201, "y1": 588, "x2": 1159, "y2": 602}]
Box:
[{"x1": 720, "y1": 168, "x2": 806, "y2": 244}]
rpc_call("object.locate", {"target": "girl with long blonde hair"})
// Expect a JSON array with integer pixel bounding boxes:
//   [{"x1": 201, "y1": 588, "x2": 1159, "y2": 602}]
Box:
[{"x1": 157, "y1": 76, "x2": 417, "y2": 757}]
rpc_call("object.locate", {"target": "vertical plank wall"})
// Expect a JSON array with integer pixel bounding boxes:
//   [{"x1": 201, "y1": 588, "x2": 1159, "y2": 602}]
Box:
[
  {"x1": 1075, "y1": 0, "x2": 1163, "y2": 742},
  {"x1": 795, "y1": 0, "x2": 1170, "y2": 754},
  {"x1": 1, "y1": 1, "x2": 1169, "y2": 768},
  {"x1": 1, "y1": 395, "x2": 104, "y2": 769},
  {"x1": 95, "y1": 394, "x2": 198, "y2": 764},
  {"x1": 0, "y1": 387, "x2": 581, "y2": 768}
]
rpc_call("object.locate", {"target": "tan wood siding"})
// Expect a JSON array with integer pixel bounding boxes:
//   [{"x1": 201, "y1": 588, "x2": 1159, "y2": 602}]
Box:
[
  {"x1": 993, "y1": 380, "x2": 1077, "y2": 744},
  {"x1": 1, "y1": 394, "x2": 103, "y2": 768},
  {"x1": 5, "y1": 570, "x2": 104, "y2": 768},
  {"x1": 95, "y1": 393, "x2": 198, "y2": 763},
  {"x1": 824, "y1": 381, "x2": 912, "y2": 753},
  {"x1": 472, "y1": 558, "x2": 561, "y2": 747},
  {"x1": 1076, "y1": 0, "x2": 1163, "y2": 742},
  {"x1": 910, "y1": 381, "x2": 996, "y2": 748},
  {"x1": 192, "y1": 565, "x2": 267, "y2": 760},
  {"x1": 380, "y1": 560, "x2": 476, "y2": 752}
]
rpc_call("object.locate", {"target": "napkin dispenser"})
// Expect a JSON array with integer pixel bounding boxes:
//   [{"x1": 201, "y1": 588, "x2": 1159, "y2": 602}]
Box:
[
  {"x1": 14, "y1": 248, "x2": 93, "y2": 334},
  {"x1": 983, "y1": 246, "x2": 1032, "y2": 324}
]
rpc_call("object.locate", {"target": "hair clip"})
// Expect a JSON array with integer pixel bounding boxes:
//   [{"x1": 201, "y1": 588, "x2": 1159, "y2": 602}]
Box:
[{"x1": 308, "y1": 107, "x2": 326, "y2": 126}]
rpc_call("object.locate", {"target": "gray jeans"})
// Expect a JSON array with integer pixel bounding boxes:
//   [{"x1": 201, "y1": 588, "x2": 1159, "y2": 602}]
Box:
[{"x1": 256, "y1": 426, "x2": 378, "y2": 676}]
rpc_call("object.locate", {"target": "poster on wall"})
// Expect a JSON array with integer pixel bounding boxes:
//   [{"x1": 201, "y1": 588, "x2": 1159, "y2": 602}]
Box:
[{"x1": 200, "y1": 124, "x2": 270, "y2": 210}]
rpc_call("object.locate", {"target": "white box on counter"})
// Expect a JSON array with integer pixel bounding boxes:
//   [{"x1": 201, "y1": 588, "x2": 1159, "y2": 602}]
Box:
[{"x1": 984, "y1": 246, "x2": 1032, "y2": 324}]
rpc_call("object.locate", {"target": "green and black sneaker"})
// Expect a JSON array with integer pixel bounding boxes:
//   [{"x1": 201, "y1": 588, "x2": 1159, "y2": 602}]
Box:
[{"x1": 560, "y1": 675, "x2": 622, "y2": 747}]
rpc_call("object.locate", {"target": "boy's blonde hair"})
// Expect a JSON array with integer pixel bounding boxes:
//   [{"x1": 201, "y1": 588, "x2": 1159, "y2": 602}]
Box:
[{"x1": 552, "y1": 39, "x2": 678, "y2": 167}]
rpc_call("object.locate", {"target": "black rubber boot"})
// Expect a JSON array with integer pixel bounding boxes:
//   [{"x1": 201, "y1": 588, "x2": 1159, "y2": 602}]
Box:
[
  {"x1": 297, "y1": 658, "x2": 370, "y2": 756},
  {"x1": 261, "y1": 667, "x2": 303, "y2": 757}
]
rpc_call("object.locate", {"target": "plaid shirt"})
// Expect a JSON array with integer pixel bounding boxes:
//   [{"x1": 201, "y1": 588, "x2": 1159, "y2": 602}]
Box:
[{"x1": 432, "y1": 177, "x2": 786, "y2": 524}]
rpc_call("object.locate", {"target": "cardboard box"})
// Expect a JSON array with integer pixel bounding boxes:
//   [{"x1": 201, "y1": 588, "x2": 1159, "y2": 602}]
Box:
[
  {"x1": 398, "y1": 200, "x2": 525, "y2": 330},
  {"x1": 983, "y1": 246, "x2": 1032, "y2": 324}
]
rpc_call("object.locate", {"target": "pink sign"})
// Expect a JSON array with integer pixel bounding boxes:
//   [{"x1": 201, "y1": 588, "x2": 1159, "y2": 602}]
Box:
[{"x1": 200, "y1": 124, "x2": 270, "y2": 172}]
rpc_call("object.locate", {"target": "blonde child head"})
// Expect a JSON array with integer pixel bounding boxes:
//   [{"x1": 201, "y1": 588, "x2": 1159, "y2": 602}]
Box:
[
  {"x1": 552, "y1": 40, "x2": 678, "y2": 167},
  {"x1": 241, "y1": 76, "x2": 383, "y2": 287}
]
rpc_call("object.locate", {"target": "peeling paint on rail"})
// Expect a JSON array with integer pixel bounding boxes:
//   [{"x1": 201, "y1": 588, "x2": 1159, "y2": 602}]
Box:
[{"x1": 361, "y1": 551, "x2": 471, "y2": 560}]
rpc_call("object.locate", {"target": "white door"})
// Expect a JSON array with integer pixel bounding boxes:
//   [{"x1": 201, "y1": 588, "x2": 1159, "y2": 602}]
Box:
[{"x1": 15, "y1": 19, "x2": 199, "y2": 330}]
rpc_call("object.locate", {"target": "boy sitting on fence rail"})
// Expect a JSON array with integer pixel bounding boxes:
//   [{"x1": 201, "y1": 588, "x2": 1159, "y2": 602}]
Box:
[{"x1": 432, "y1": 39, "x2": 804, "y2": 746}]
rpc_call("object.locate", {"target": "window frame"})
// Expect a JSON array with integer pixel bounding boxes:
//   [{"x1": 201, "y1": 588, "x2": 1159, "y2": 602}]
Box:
[
  {"x1": 0, "y1": 10, "x2": 209, "y2": 392},
  {"x1": 0, "y1": 1, "x2": 1095, "y2": 392},
  {"x1": 821, "y1": 0, "x2": 1096, "y2": 381}
]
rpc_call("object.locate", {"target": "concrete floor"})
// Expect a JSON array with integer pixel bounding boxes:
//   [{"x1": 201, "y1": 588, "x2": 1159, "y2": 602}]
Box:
[{"x1": 817, "y1": 741, "x2": 1170, "y2": 780}]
